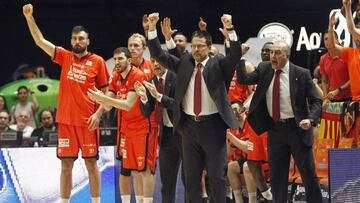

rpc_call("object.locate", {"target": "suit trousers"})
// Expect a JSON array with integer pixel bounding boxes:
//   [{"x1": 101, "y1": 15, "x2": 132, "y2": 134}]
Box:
[
  {"x1": 267, "y1": 119, "x2": 322, "y2": 203},
  {"x1": 180, "y1": 114, "x2": 227, "y2": 203},
  {"x1": 159, "y1": 126, "x2": 184, "y2": 203}
]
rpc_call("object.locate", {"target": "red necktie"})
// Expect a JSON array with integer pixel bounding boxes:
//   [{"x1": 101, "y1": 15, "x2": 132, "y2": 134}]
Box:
[
  {"x1": 155, "y1": 78, "x2": 164, "y2": 124},
  {"x1": 194, "y1": 63, "x2": 202, "y2": 116},
  {"x1": 272, "y1": 70, "x2": 282, "y2": 122}
]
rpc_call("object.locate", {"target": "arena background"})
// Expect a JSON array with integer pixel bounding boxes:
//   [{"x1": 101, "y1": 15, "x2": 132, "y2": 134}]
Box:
[{"x1": 0, "y1": 0, "x2": 345, "y2": 86}]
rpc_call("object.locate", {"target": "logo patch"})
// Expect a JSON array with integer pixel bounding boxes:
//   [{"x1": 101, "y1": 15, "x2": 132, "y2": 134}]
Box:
[{"x1": 58, "y1": 139, "x2": 70, "y2": 147}]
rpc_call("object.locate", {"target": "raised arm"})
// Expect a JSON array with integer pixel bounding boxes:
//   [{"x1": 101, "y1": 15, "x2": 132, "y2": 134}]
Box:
[
  {"x1": 236, "y1": 60, "x2": 260, "y2": 85},
  {"x1": 147, "y1": 13, "x2": 180, "y2": 72},
  {"x1": 29, "y1": 88, "x2": 39, "y2": 112},
  {"x1": 343, "y1": 0, "x2": 360, "y2": 38},
  {"x1": 328, "y1": 12, "x2": 344, "y2": 57},
  {"x1": 160, "y1": 17, "x2": 181, "y2": 58},
  {"x1": 23, "y1": 4, "x2": 55, "y2": 58},
  {"x1": 218, "y1": 14, "x2": 242, "y2": 83}
]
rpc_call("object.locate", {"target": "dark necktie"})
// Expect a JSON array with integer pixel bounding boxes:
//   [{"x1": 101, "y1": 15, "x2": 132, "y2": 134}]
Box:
[
  {"x1": 155, "y1": 78, "x2": 164, "y2": 124},
  {"x1": 272, "y1": 69, "x2": 282, "y2": 122},
  {"x1": 194, "y1": 63, "x2": 202, "y2": 116}
]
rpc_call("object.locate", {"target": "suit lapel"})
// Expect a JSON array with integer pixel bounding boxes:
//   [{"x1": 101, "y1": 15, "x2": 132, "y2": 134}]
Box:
[
  {"x1": 202, "y1": 59, "x2": 211, "y2": 84},
  {"x1": 262, "y1": 68, "x2": 274, "y2": 97},
  {"x1": 289, "y1": 63, "x2": 297, "y2": 105},
  {"x1": 164, "y1": 71, "x2": 172, "y2": 95},
  {"x1": 183, "y1": 58, "x2": 196, "y2": 88}
]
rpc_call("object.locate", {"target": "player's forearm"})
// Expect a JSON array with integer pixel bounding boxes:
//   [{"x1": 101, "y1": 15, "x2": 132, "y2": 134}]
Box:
[
  {"x1": 31, "y1": 92, "x2": 40, "y2": 112},
  {"x1": 25, "y1": 16, "x2": 55, "y2": 57},
  {"x1": 344, "y1": 5, "x2": 358, "y2": 36},
  {"x1": 227, "y1": 132, "x2": 248, "y2": 153},
  {"x1": 102, "y1": 96, "x2": 133, "y2": 111}
]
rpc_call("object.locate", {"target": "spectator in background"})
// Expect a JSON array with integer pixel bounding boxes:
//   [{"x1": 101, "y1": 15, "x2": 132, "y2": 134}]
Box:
[
  {"x1": 9, "y1": 110, "x2": 34, "y2": 147},
  {"x1": 312, "y1": 65, "x2": 324, "y2": 99},
  {"x1": 31, "y1": 109, "x2": 56, "y2": 147},
  {"x1": 344, "y1": 0, "x2": 360, "y2": 40},
  {"x1": 173, "y1": 32, "x2": 189, "y2": 55},
  {"x1": 0, "y1": 95, "x2": 8, "y2": 112},
  {"x1": 10, "y1": 86, "x2": 39, "y2": 128},
  {"x1": 320, "y1": 30, "x2": 351, "y2": 105},
  {"x1": 330, "y1": 2, "x2": 360, "y2": 147},
  {"x1": 0, "y1": 110, "x2": 11, "y2": 133},
  {"x1": 353, "y1": 1, "x2": 360, "y2": 27}
]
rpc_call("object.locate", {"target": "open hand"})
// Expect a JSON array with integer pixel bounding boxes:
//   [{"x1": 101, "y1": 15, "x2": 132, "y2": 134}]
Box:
[{"x1": 160, "y1": 17, "x2": 178, "y2": 41}]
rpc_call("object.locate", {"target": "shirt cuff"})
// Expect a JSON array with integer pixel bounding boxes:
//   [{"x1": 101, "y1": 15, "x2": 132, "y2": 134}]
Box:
[
  {"x1": 225, "y1": 39, "x2": 230, "y2": 48},
  {"x1": 166, "y1": 38, "x2": 176, "y2": 50},
  {"x1": 140, "y1": 96, "x2": 148, "y2": 104},
  {"x1": 156, "y1": 93, "x2": 163, "y2": 102},
  {"x1": 228, "y1": 31, "x2": 238, "y2": 42},
  {"x1": 148, "y1": 30, "x2": 157, "y2": 40}
]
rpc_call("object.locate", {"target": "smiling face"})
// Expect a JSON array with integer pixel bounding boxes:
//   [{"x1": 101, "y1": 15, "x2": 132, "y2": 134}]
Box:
[{"x1": 270, "y1": 41, "x2": 290, "y2": 70}]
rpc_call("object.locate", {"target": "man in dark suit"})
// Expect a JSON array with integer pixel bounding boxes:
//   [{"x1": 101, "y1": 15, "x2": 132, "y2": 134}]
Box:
[
  {"x1": 236, "y1": 41, "x2": 323, "y2": 203},
  {"x1": 146, "y1": 13, "x2": 241, "y2": 203},
  {"x1": 134, "y1": 58, "x2": 182, "y2": 203}
]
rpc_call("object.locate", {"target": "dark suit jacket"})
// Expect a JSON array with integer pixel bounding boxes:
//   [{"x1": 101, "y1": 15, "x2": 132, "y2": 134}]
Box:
[
  {"x1": 148, "y1": 36, "x2": 242, "y2": 132},
  {"x1": 236, "y1": 60, "x2": 322, "y2": 146},
  {"x1": 140, "y1": 70, "x2": 176, "y2": 143}
]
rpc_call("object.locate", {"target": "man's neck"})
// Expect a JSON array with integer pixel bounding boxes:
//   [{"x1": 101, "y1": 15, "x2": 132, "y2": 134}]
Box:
[
  {"x1": 19, "y1": 100, "x2": 27, "y2": 105},
  {"x1": 74, "y1": 51, "x2": 89, "y2": 59},
  {"x1": 43, "y1": 125, "x2": 54, "y2": 131},
  {"x1": 131, "y1": 57, "x2": 144, "y2": 66},
  {"x1": 121, "y1": 65, "x2": 132, "y2": 79}
]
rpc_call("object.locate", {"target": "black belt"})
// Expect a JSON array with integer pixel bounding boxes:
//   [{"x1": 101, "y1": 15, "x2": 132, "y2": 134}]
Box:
[
  {"x1": 275, "y1": 117, "x2": 295, "y2": 124},
  {"x1": 185, "y1": 113, "x2": 219, "y2": 122}
]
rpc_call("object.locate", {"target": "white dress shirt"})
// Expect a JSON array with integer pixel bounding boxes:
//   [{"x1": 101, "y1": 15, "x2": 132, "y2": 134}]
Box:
[
  {"x1": 266, "y1": 62, "x2": 295, "y2": 119},
  {"x1": 148, "y1": 29, "x2": 238, "y2": 116},
  {"x1": 156, "y1": 70, "x2": 173, "y2": 127},
  {"x1": 182, "y1": 57, "x2": 218, "y2": 116}
]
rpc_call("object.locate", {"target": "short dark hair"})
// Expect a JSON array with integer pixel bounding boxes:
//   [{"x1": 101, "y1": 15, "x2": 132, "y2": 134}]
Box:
[
  {"x1": 0, "y1": 110, "x2": 9, "y2": 117},
  {"x1": 72, "y1": 25, "x2": 89, "y2": 37},
  {"x1": 39, "y1": 108, "x2": 55, "y2": 120},
  {"x1": 174, "y1": 32, "x2": 188, "y2": 41},
  {"x1": 113, "y1": 47, "x2": 131, "y2": 59},
  {"x1": 191, "y1": 30, "x2": 212, "y2": 46},
  {"x1": 17, "y1": 85, "x2": 28, "y2": 93}
]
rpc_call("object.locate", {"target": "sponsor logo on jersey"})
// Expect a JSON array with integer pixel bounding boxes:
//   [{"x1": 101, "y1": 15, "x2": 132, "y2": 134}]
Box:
[{"x1": 58, "y1": 139, "x2": 70, "y2": 147}]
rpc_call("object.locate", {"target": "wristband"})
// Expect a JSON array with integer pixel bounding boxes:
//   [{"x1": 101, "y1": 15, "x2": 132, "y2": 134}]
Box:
[{"x1": 337, "y1": 87, "x2": 342, "y2": 92}]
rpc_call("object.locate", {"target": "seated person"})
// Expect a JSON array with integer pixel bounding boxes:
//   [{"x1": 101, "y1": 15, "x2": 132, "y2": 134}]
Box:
[
  {"x1": 0, "y1": 110, "x2": 11, "y2": 133},
  {"x1": 31, "y1": 109, "x2": 57, "y2": 147},
  {"x1": 9, "y1": 110, "x2": 34, "y2": 146},
  {"x1": 0, "y1": 110, "x2": 20, "y2": 147}
]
